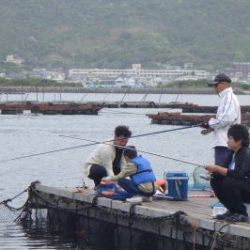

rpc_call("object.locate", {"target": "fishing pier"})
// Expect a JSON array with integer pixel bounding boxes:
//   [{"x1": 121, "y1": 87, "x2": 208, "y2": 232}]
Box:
[{"x1": 26, "y1": 182, "x2": 250, "y2": 249}]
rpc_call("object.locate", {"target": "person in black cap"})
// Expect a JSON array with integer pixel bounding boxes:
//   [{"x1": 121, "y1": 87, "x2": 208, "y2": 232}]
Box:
[{"x1": 200, "y1": 73, "x2": 241, "y2": 167}]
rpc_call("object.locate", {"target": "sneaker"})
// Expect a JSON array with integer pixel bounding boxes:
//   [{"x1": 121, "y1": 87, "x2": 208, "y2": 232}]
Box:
[
  {"x1": 225, "y1": 213, "x2": 248, "y2": 223},
  {"x1": 126, "y1": 196, "x2": 143, "y2": 203},
  {"x1": 214, "y1": 210, "x2": 232, "y2": 220}
]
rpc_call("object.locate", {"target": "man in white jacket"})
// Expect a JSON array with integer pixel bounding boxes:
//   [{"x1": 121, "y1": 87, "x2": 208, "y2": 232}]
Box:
[
  {"x1": 84, "y1": 125, "x2": 132, "y2": 186},
  {"x1": 201, "y1": 73, "x2": 241, "y2": 166}
]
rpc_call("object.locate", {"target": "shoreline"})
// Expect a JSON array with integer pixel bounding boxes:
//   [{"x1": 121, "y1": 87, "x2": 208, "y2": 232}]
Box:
[{"x1": 0, "y1": 86, "x2": 247, "y2": 95}]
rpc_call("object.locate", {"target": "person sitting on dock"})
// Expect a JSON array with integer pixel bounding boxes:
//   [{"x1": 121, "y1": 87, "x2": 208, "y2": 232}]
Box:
[
  {"x1": 205, "y1": 124, "x2": 250, "y2": 222},
  {"x1": 201, "y1": 73, "x2": 241, "y2": 167},
  {"x1": 84, "y1": 125, "x2": 131, "y2": 187},
  {"x1": 102, "y1": 146, "x2": 157, "y2": 201}
]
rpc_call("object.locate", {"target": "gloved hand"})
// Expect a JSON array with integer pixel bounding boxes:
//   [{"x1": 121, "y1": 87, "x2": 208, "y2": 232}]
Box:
[
  {"x1": 102, "y1": 176, "x2": 112, "y2": 182},
  {"x1": 200, "y1": 122, "x2": 210, "y2": 129},
  {"x1": 201, "y1": 127, "x2": 214, "y2": 135}
]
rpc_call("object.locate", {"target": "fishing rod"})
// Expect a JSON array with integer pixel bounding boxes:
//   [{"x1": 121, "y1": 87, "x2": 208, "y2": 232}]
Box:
[
  {"x1": 59, "y1": 134, "x2": 203, "y2": 167},
  {"x1": 0, "y1": 123, "x2": 203, "y2": 164}
]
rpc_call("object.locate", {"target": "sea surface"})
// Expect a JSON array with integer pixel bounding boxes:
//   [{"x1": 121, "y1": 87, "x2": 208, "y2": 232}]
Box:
[{"x1": 0, "y1": 93, "x2": 249, "y2": 249}]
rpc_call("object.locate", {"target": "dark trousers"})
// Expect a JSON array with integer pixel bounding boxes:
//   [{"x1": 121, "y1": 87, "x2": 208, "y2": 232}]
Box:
[
  {"x1": 88, "y1": 164, "x2": 107, "y2": 186},
  {"x1": 214, "y1": 146, "x2": 232, "y2": 166},
  {"x1": 211, "y1": 176, "x2": 250, "y2": 216}
]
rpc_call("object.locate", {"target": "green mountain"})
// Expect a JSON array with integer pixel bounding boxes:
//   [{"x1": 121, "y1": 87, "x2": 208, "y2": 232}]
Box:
[{"x1": 0, "y1": 0, "x2": 249, "y2": 69}]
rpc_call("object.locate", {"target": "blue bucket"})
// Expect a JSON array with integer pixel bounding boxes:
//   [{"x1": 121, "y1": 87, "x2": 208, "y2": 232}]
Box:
[{"x1": 164, "y1": 172, "x2": 189, "y2": 201}]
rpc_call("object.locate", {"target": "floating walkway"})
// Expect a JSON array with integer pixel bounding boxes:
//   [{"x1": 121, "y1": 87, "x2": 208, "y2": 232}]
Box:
[
  {"x1": 27, "y1": 182, "x2": 250, "y2": 249},
  {"x1": 147, "y1": 112, "x2": 250, "y2": 127},
  {"x1": 0, "y1": 102, "x2": 102, "y2": 115}
]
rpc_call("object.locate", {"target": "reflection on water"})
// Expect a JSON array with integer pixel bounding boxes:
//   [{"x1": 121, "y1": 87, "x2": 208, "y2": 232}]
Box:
[
  {"x1": 0, "y1": 221, "x2": 80, "y2": 249},
  {"x1": 1, "y1": 208, "x2": 197, "y2": 250}
]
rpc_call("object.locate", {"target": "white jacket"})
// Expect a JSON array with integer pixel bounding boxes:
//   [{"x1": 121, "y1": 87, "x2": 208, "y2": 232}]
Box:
[
  {"x1": 208, "y1": 87, "x2": 241, "y2": 147},
  {"x1": 84, "y1": 141, "x2": 126, "y2": 177}
]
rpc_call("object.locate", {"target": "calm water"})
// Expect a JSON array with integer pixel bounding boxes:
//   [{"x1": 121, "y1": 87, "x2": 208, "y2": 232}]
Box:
[{"x1": 0, "y1": 93, "x2": 249, "y2": 249}]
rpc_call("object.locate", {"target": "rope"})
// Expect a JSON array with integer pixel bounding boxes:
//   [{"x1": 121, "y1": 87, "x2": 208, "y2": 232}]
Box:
[{"x1": 0, "y1": 188, "x2": 28, "y2": 206}]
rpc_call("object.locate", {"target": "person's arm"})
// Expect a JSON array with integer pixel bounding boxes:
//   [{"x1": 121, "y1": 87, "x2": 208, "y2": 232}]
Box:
[
  {"x1": 209, "y1": 94, "x2": 239, "y2": 129},
  {"x1": 205, "y1": 164, "x2": 228, "y2": 176},
  {"x1": 103, "y1": 162, "x2": 137, "y2": 181}
]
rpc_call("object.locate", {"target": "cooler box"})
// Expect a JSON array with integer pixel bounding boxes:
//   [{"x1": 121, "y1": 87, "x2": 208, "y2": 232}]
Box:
[{"x1": 164, "y1": 172, "x2": 189, "y2": 201}]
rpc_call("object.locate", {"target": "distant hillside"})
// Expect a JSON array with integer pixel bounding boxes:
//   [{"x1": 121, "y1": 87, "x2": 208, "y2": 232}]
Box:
[{"x1": 0, "y1": 0, "x2": 249, "y2": 69}]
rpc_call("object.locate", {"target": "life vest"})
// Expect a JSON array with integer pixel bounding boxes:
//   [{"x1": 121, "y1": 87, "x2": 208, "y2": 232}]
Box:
[{"x1": 129, "y1": 156, "x2": 156, "y2": 185}]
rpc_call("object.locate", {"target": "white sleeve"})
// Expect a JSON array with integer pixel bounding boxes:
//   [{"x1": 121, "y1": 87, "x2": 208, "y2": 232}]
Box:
[
  {"x1": 83, "y1": 144, "x2": 115, "y2": 176},
  {"x1": 209, "y1": 94, "x2": 239, "y2": 129}
]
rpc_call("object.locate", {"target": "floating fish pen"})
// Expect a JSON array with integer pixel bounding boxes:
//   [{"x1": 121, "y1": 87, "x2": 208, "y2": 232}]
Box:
[
  {"x1": 31, "y1": 103, "x2": 102, "y2": 115},
  {"x1": 0, "y1": 102, "x2": 102, "y2": 115},
  {"x1": 22, "y1": 182, "x2": 250, "y2": 249},
  {"x1": 85, "y1": 101, "x2": 250, "y2": 114},
  {"x1": 86, "y1": 101, "x2": 194, "y2": 109},
  {"x1": 182, "y1": 104, "x2": 250, "y2": 114},
  {"x1": 147, "y1": 112, "x2": 250, "y2": 127},
  {"x1": 0, "y1": 102, "x2": 33, "y2": 114}
]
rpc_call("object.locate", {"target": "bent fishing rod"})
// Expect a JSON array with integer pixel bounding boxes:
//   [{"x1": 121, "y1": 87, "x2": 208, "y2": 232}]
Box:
[{"x1": 0, "y1": 123, "x2": 203, "y2": 164}]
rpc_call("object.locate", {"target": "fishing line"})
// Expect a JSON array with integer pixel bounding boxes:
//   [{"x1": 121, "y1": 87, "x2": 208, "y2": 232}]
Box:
[
  {"x1": 0, "y1": 129, "x2": 204, "y2": 177},
  {"x1": 59, "y1": 134, "x2": 203, "y2": 167},
  {"x1": 0, "y1": 124, "x2": 203, "y2": 164}
]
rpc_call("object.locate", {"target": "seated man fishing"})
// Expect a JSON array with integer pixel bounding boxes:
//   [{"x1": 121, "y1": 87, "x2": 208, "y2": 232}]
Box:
[
  {"x1": 84, "y1": 125, "x2": 132, "y2": 187},
  {"x1": 102, "y1": 145, "x2": 157, "y2": 201},
  {"x1": 205, "y1": 124, "x2": 250, "y2": 222}
]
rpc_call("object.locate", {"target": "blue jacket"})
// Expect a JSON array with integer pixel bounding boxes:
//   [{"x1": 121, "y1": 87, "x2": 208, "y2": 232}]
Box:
[{"x1": 129, "y1": 156, "x2": 156, "y2": 185}]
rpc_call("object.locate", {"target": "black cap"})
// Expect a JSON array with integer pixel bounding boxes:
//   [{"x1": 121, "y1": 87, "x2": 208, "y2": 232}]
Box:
[{"x1": 208, "y1": 73, "x2": 232, "y2": 87}]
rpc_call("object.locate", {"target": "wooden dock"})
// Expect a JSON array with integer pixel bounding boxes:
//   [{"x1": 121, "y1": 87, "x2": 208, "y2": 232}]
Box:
[{"x1": 27, "y1": 182, "x2": 250, "y2": 249}]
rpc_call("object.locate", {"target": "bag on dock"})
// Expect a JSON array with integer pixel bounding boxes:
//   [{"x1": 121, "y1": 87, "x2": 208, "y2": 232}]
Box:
[
  {"x1": 96, "y1": 181, "x2": 132, "y2": 201},
  {"x1": 192, "y1": 166, "x2": 211, "y2": 190}
]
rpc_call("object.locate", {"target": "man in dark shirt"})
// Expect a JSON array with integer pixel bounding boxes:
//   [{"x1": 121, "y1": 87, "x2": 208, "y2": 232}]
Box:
[{"x1": 205, "y1": 124, "x2": 250, "y2": 222}]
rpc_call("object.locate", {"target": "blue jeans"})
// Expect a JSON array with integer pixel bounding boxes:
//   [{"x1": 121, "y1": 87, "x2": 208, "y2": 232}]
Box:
[{"x1": 118, "y1": 179, "x2": 153, "y2": 197}]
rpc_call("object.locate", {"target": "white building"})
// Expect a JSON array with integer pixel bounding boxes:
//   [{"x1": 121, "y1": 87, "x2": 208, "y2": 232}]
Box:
[{"x1": 5, "y1": 54, "x2": 23, "y2": 65}]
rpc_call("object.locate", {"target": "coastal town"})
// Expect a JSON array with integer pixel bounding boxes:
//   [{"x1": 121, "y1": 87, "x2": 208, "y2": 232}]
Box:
[
  {"x1": 1, "y1": 1, "x2": 250, "y2": 249},
  {"x1": 1, "y1": 54, "x2": 250, "y2": 89}
]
